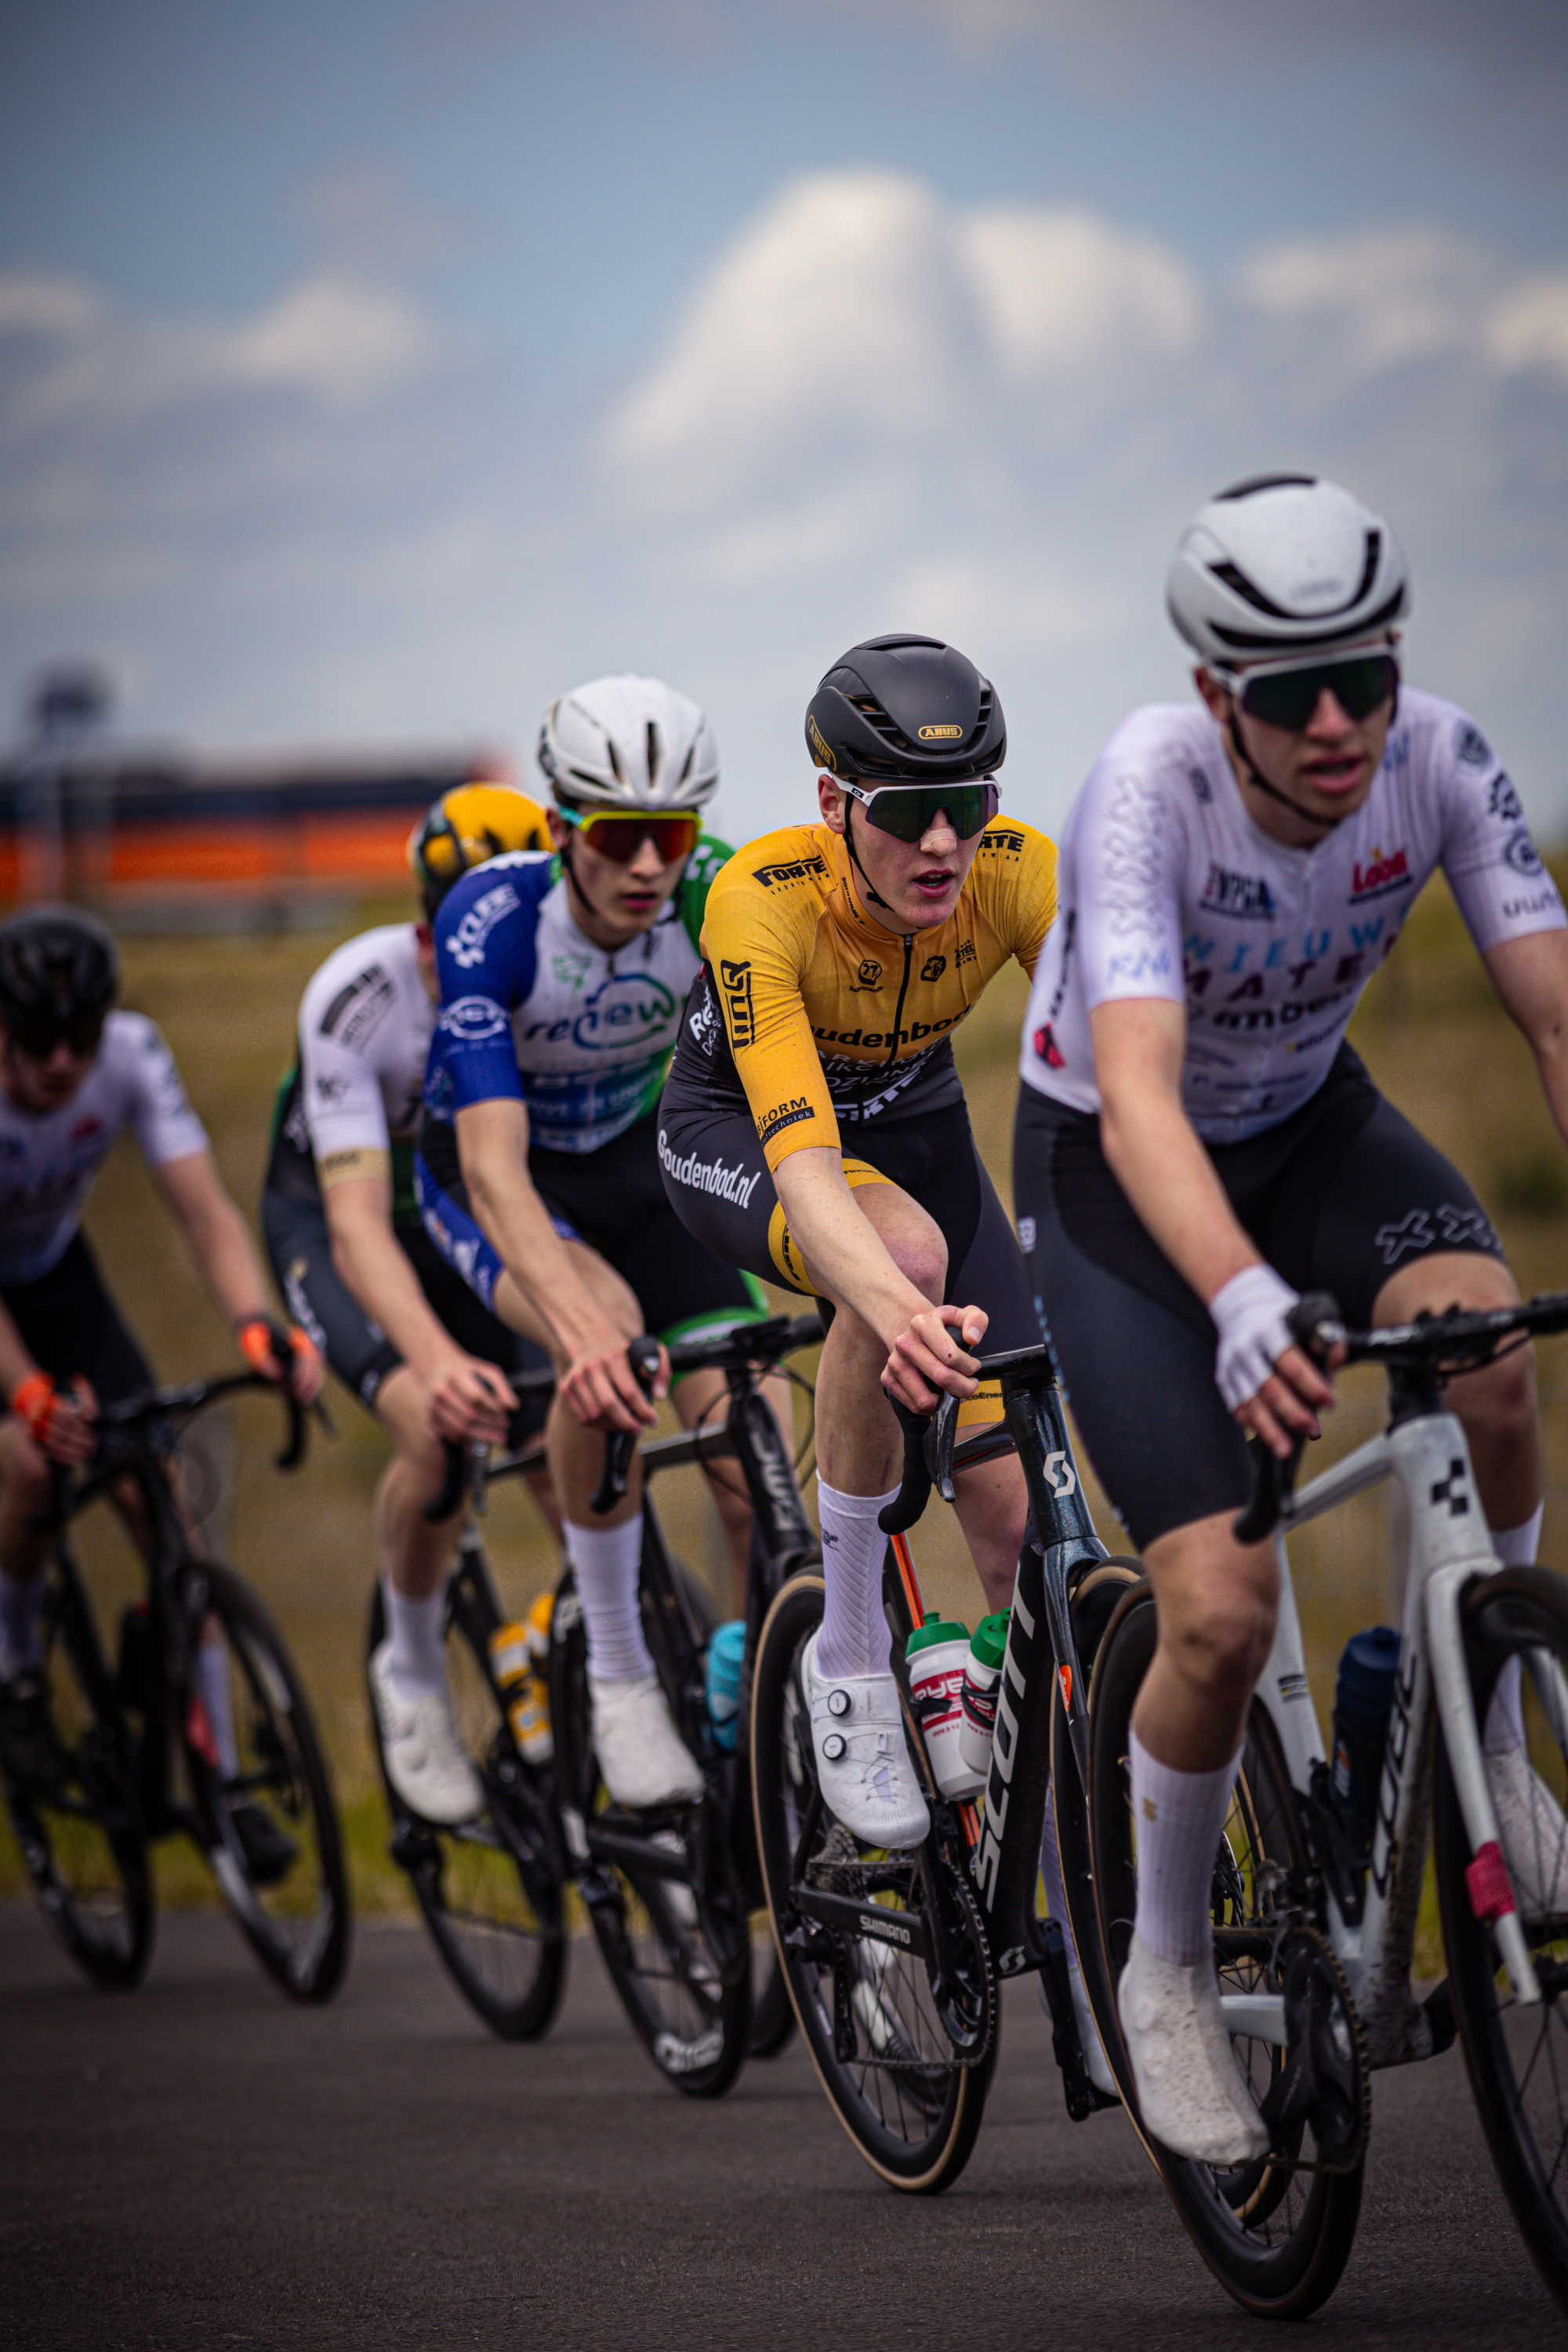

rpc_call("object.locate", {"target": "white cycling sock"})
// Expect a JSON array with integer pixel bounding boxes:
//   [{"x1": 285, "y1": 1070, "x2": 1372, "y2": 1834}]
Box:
[
  {"x1": 194, "y1": 1635, "x2": 240, "y2": 1778},
  {"x1": 0, "y1": 1570, "x2": 47, "y2": 1677},
  {"x1": 379, "y1": 1578, "x2": 448, "y2": 1703},
  {"x1": 815, "y1": 1478, "x2": 901, "y2": 1680},
  {"x1": 1130, "y1": 1728, "x2": 1243, "y2": 1969},
  {"x1": 1483, "y1": 1504, "x2": 1545, "y2": 1756},
  {"x1": 567, "y1": 1515, "x2": 653, "y2": 1684}
]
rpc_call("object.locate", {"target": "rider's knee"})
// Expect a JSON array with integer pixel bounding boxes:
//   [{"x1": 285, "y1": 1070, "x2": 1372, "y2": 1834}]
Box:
[
  {"x1": 578, "y1": 1254, "x2": 643, "y2": 1340},
  {"x1": 1458, "y1": 1341, "x2": 1537, "y2": 1447},
  {"x1": 0, "y1": 1421, "x2": 51, "y2": 1512},
  {"x1": 1164, "y1": 1545, "x2": 1279, "y2": 1696},
  {"x1": 880, "y1": 1217, "x2": 948, "y2": 1305}
]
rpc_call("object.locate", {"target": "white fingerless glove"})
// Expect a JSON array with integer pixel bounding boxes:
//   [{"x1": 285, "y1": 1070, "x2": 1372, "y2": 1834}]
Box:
[{"x1": 1210, "y1": 1265, "x2": 1300, "y2": 1413}]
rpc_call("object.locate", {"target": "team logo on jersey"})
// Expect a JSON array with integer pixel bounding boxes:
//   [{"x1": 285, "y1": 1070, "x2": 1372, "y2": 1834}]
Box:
[
  {"x1": 688, "y1": 988, "x2": 719, "y2": 1050},
  {"x1": 753, "y1": 855, "x2": 829, "y2": 887},
  {"x1": 759, "y1": 1096, "x2": 814, "y2": 1145},
  {"x1": 569, "y1": 969, "x2": 678, "y2": 1051},
  {"x1": 981, "y1": 827, "x2": 1025, "y2": 856},
  {"x1": 1187, "y1": 764, "x2": 1213, "y2": 804},
  {"x1": 314, "y1": 1073, "x2": 350, "y2": 1104},
  {"x1": 851, "y1": 960, "x2": 883, "y2": 992},
  {"x1": 1488, "y1": 773, "x2": 1523, "y2": 822},
  {"x1": 920, "y1": 953, "x2": 946, "y2": 982},
  {"x1": 1032, "y1": 1024, "x2": 1065, "y2": 1069},
  {"x1": 444, "y1": 880, "x2": 521, "y2": 970},
  {"x1": 1351, "y1": 845, "x2": 1411, "y2": 901},
  {"x1": 1504, "y1": 829, "x2": 1544, "y2": 877},
  {"x1": 439, "y1": 995, "x2": 510, "y2": 1044},
  {"x1": 955, "y1": 937, "x2": 977, "y2": 967},
  {"x1": 1200, "y1": 863, "x2": 1276, "y2": 920},
  {"x1": 720, "y1": 959, "x2": 755, "y2": 1047},
  {"x1": 1454, "y1": 720, "x2": 1493, "y2": 768},
  {"x1": 551, "y1": 952, "x2": 590, "y2": 994}
]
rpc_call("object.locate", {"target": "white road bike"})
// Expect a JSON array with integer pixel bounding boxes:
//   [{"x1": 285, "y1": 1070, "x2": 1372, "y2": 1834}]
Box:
[{"x1": 1076, "y1": 1289, "x2": 1568, "y2": 2321}]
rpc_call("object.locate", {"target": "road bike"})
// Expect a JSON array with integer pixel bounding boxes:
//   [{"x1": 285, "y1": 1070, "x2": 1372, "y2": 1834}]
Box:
[
  {"x1": 1079, "y1": 1290, "x2": 1568, "y2": 2320},
  {"x1": 750, "y1": 1340, "x2": 1138, "y2": 2191},
  {"x1": 369, "y1": 1312, "x2": 823, "y2": 2092},
  {"x1": 1, "y1": 1370, "x2": 348, "y2": 2002}
]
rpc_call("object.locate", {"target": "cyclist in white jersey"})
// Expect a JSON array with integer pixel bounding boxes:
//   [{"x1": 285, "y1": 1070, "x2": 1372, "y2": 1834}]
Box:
[
  {"x1": 0, "y1": 905, "x2": 321, "y2": 1818},
  {"x1": 1014, "y1": 476, "x2": 1568, "y2": 2164},
  {"x1": 262, "y1": 786, "x2": 557, "y2": 1827},
  {"x1": 416, "y1": 676, "x2": 779, "y2": 1811}
]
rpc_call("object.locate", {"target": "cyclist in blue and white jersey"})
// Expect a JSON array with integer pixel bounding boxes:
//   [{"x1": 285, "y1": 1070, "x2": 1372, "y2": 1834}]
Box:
[
  {"x1": 1014, "y1": 475, "x2": 1568, "y2": 2164},
  {"x1": 263, "y1": 785, "x2": 558, "y2": 1828},
  {"x1": 0, "y1": 905, "x2": 321, "y2": 1820},
  {"x1": 417, "y1": 677, "x2": 778, "y2": 1809}
]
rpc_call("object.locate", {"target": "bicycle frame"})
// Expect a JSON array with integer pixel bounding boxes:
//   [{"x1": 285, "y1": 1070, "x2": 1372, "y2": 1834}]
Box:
[{"x1": 1252, "y1": 1395, "x2": 1543, "y2": 2069}]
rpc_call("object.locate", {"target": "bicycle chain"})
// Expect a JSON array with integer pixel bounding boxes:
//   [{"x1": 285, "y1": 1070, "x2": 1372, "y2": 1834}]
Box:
[{"x1": 1253, "y1": 1923, "x2": 1371, "y2": 2179}]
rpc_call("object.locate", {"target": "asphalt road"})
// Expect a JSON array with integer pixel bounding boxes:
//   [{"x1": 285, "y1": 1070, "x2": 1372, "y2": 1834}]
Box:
[{"x1": 1, "y1": 1904, "x2": 1558, "y2": 2352}]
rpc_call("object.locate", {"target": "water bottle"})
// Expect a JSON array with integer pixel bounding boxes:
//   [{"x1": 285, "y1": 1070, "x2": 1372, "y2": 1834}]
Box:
[
  {"x1": 1330, "y1": 1624, "x2": 1401, "y2": 1837},
  {"x1": 705, "y1": 1621, "x2": 746, "y2": 1751},
  {"x1": 959, "y1": 1610, "x2": 1010, "y2": 1780},
  {"x1": 488, "y1": 1590, "x2": 554, "y2": 1766},
  {"x1": 906, "y1": 1612, "x2": 985, "y2": 1801}
]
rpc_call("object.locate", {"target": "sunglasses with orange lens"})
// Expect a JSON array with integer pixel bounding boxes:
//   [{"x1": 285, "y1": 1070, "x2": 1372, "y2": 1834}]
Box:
[{"x1": 562, "y1": 809, "x2": 702, "y2": 865}]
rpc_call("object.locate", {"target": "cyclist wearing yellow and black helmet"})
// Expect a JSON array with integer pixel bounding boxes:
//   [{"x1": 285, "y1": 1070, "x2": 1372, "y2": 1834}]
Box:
[{"x1": 261, "y1": 781, "x2": 554, "y2": 1829}]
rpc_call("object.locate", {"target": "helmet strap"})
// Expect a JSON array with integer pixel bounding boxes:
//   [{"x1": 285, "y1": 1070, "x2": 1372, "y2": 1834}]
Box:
[
  {"x1": 1222, "y1": 706, "x2": 1347, "y2": 836},
  {"x1": 842, "y1": 800, "x2": 894, "y2": 913}
]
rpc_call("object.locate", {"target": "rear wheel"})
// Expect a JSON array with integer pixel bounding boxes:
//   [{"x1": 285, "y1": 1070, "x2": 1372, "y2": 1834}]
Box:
[
  {"x1": 368, "y1": 1580, "x2": 567, "y2": 2042},
  {"x1": 187, "y1": 1563, "x2": 349, "y2": 2003},
  {"x1": 552, "y1": 1569, "x2": 750, "y2": 2097},
  {"x1": 3, "y1": 1567, "x2": 152, "y2": 1990},
  {"x1": 750, "y1": 1572, "x2": 996, "y2": 2193},
  {"x1": 1434, "y1": 1566, "x2": 1568, "y2": 2317},
  {"x1": 1088, "y1": 1582, "x2": 1364, "y2": 2320}
]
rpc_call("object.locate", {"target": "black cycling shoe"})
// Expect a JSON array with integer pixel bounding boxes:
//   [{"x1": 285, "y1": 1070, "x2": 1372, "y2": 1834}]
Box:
[
  {"x1": 0, "y1": 1671, "x2": 70, "y2": 1799},
  {"x1": 227, "y1": 1798, "x2": 298, "y2": 1887}
]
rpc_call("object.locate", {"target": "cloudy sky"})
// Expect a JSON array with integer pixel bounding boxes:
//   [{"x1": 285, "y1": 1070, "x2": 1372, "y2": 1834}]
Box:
[{"x1": 3, "y1": 1, "x2": 1566, "y2": 844}]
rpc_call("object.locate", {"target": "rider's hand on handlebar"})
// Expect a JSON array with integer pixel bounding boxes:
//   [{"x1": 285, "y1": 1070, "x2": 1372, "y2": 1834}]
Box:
[
  {"x1": 881, "y1": 1303, "x2": 987, "y2": 1414},
  {"x1": 1235, "y1": 1341, "x2": 1340, "y2": 1460},
  {"x1": 422, "y1": 1350, "x2": 516, "y2": 1446},
  {"x1": 236, "y1": 1316, "x2": 325, "y2": 1406},
  {"x1": 9, "y1": 1370, "x2": 98, "y2": 1464},
  {"x1": 561, "y1": 1327, "x2": 666, "y2": 1434}
]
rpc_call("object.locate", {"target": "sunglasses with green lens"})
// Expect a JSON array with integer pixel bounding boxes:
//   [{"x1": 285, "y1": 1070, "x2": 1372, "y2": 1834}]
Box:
[
  {"x1": 1217, "y1": 650, "x2": 1399, "y2": 734},
  {"x1": 840, "y1": 778, "x2": 1000, "y2": 844}
]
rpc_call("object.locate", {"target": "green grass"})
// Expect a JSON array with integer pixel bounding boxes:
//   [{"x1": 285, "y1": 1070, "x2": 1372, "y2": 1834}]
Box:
[{"x1": 5, "y1": 863, "x2": 1566, "y2": 1990}]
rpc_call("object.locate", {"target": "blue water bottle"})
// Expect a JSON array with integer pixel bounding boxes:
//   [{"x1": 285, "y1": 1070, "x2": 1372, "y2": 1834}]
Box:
[
  {"x1": 1330, "y1": 1625, "x2": 1401, "y2": 1836},
  {"x1": 705, "y1": 1621, "x2": 746, "y2": 1751}
]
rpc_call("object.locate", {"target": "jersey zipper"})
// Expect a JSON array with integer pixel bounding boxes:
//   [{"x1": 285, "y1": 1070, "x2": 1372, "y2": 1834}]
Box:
[{"x1": 886, "y1": 935, "x2": 914, "y2": 1066}]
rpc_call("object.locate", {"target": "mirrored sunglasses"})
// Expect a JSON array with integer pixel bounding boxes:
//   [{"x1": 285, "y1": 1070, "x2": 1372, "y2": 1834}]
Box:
[
  {"x1": 840, "y1": 778, "x2": 1000, "y2": 844},
  {"x1": 1217, "y1": 650, "x2": 1399, "y2": 734}
]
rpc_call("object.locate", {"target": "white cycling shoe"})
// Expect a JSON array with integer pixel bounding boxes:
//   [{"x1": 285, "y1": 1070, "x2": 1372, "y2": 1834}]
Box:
[
  {"x1": 370, "y1": 1643, "x2": 484, "y2": 1827},
  {"x1": 1119, "y1": 1932, "x2": 1269, "y2": 2168},
  {"x1": 802, "y1": 1633, "x2": 930, "y2": 1851},
  {"x1": 1486, "y1": 1744, "x2": 1568, "y2": 1920},
  {"x1": 590, "y1": 1673, "x2": 704, "y2": 1809}
]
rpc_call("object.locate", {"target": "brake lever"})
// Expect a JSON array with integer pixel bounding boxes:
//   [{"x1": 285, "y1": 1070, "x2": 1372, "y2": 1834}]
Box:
[{"x1": 590, "y1": 1334, "x2": 663, "y2": 1516}]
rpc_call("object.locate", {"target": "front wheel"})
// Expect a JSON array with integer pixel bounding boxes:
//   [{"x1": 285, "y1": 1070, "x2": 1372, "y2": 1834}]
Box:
[
  {"x1": 1434, "y1": 1565, "x2": 1568, "y2": 2317},
  {"x1": 185, "y1": 1563, "x2": 350, "y2": 2003},
  {"x1": 1088, "y1": 1582, "x2": 1365, "y2": 2321},
  {"x1": 750, "y1": 1572, "x2": 995, "y2": 2194}
]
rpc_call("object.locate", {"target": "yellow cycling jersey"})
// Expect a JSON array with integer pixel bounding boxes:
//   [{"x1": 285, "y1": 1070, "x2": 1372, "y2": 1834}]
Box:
[{"x1": 690, "y1": 817, "x2": 1057, "y2": 1170}]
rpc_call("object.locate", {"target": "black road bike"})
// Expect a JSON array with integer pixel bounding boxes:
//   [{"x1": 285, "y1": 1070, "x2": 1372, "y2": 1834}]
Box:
[
  {"x1": 2, "y1": 1372, "x2": 349, "y2": 2002},
  {"x1": 370, "y1": 1312, "x2": 823, "y2": 2094},
  {"x1": 750, "y1": 1340, "x2": 1138, "y2": 2190}
]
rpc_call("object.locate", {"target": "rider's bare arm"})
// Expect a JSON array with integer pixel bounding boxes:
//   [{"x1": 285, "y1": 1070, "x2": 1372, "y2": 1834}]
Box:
[
  {"x1": 772, "y1": 1146, "x2": 983, "y2": 1407},
  {"x1": 1091, "y1": 997, "x2": 1330, "y2": 1454},
  {"x1": 153, "y1": 1151, "x2": 323, "y2": 1404},
  {"x1": 453, "y1": 1096, "x2": 658, "y2": 1429},
  {"x1": 1485, "y1": 929, "x2": 1568, "y2": 1144}
]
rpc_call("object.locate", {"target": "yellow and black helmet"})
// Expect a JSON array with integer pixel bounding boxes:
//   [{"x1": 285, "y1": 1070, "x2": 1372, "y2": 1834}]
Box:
[{"x1": 407, "y1": 782, "x2": 553, "y2": 914}]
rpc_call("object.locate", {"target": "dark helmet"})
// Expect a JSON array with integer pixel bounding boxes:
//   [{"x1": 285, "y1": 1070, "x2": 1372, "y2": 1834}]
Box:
[
  {"x1": 804, "y1": 635, "x2": 1007, "y2": 784},
  {"x1": 0, "y1": 904, "x2": 119, "y2": 1041}
]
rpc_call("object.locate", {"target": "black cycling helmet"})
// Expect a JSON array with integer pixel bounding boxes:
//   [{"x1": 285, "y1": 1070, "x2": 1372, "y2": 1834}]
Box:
[
  {"x1": 805, "y1": 635, "x2": 1007, "y2": 783},
  {"x1": 0, "y1": 904, "x2": 119, "y2": 1045}
]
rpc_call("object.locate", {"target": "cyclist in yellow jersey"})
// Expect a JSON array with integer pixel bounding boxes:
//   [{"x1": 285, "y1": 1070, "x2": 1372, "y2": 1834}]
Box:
[{"x1": 661, "y1": 634, "x2": 1057, "y2": 1852}]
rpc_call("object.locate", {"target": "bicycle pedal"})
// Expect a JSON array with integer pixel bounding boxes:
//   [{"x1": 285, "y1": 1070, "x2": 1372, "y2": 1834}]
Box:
[{"x1": 390, "y1": 1821, "x2": 439, "y2": 1873}]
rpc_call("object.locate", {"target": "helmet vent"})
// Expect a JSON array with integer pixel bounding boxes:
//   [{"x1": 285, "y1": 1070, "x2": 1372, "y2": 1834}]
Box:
[
  {"x1": 646, "y1": 721, "x2": 659, "y2": 787},
  {"x1": 1214, "y1": 473, "x2": 1317, "y2": 502}
]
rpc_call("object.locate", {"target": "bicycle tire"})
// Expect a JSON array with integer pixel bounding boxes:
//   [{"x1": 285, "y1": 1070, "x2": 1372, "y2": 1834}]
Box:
[
  {"x1": 1433, "y1": 1564, "x2": 1568, "y2": 2316},
  {"x1": 1089, "y1": 1581, "x2": 1364, "y2": 2320},
  {"x1": 552, "y1": 1567, "x2": 750, "y2": 2097},
  {"x1": 750, "y1": 1571, "x2": 996, "y2": 2193},
  {"x1": 186, "y1": 1562, "x2": 350, "y2": 2003},
  {"x1": 3, "y1": 1569, "x2": 153, "y2": 1990},
  {"x1": 367, "y1": 1581, "x2": 567, "y2": 2042}
]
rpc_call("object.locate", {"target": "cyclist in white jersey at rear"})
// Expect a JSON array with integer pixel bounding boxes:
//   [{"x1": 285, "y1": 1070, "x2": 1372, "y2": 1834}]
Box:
[
  {"x1": 416, "y1": 677, "x2": 780, "y2": 1813},
  {"x1": 262, "y1": 785, "x2": 558, "y2": 1828},
  {"x1": 1012, "y1": 474, "x2": 1568, "y2": 2165}
]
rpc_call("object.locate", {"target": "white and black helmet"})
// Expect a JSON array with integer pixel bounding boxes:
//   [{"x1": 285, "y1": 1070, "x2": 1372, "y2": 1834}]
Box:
[
  {"x1": 1167, "y1": 474, "x2": 1410, "y2": 666},
  {"x1": 536, "y1": 674, "x2": 719, "y2": 811}
]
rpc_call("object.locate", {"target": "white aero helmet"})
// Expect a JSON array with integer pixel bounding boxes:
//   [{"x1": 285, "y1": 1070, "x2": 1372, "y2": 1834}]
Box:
[
  {"x1": 1167, "y1": 474, "x2": 1409, "y2": 666},
  {"x1": 536, "y1": 673, "x2": 719, "y2": 811}
]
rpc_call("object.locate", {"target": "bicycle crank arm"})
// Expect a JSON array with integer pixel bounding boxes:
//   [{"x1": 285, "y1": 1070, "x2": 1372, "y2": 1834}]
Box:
[
  {"x1": 1220, "y1": 1991, "x2": 1288, "y2": 2047},
  {"x1": 791, "y1": 1884, "x2": 931, "y2": 1964},
  {"x1": 1427, "y1": 1561, "x2": 1541, "y2": 2006}
]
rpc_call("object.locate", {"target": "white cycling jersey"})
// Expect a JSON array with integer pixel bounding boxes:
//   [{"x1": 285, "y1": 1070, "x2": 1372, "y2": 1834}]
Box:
[
  {"x1": 1020, "y1": 687, "x2": 1566, "y2": 1145},
  {"x1": 0, "y1": 1011, "x2": 209, "y2": 1287},
  {"x1": 266, "y1": 924, "x2": 432, "y2": 1218}
]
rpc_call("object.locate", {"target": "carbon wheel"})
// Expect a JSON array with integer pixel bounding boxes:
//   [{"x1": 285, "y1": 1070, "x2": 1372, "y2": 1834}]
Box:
[
  {"x1": 751, "y1": 1572, "x2": 995, "y2": 2193},
  {"x1": 368, "y1": 1580, "x2": 566, "y2": 2041},
  {"x1": 1089, "y1": 1582, "x2": 1364, "y2": 2319}
]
